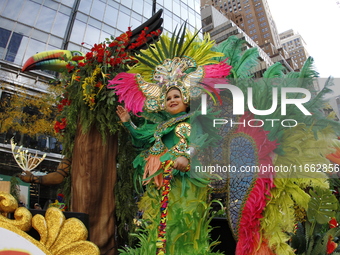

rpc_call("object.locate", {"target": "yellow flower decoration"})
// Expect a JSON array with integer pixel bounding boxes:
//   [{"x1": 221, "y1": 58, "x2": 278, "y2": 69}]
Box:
[{"x1": 81, "y1": 66, "x2": 102, "y2": 110}]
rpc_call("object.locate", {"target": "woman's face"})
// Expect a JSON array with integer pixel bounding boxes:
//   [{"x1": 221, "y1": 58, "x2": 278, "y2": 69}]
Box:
[{"x1": 165, "y1": 89, "x2": 187, "y2": 115}]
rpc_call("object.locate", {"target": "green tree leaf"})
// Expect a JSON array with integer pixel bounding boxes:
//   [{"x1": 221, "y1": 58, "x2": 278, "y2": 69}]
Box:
[{"x1": 307, "y1": 187, "x2": 338, "y2": 224}]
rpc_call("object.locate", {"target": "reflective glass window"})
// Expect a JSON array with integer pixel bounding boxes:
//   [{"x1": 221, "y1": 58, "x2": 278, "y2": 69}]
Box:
[
  {"x1": 51, "y1": 12, "x2": 69, "y2": 37},
  {"x1": 43, "y1": 0, "x2": 59, "y2": 10},
  {"x1": 104, "y1": 5, "x2": 118, "y2": 26},
  {"x1": 102, "y1": 24, "x2": 116, "y2": 37},
  {"x1": 195, "y1": 15, "x2": 201, "y2": 29},
  {"x1": 70, "y1": 19, "x2": 86, "y2": 44},
  {"x1": 121, "y1": 0, "x2": 132, "y2": 9},
  {"x1": 194, "y1": 0, "x2": 200, "y2": 12},
  {"x1": 163, "y1": 13, "x2": 172, "y2": 32},
  {"x1": 1, "y1": 0, "x2": 23, "y2": 21},
  {"x1": 77, "y1": 12, "x2": 88, "y2": 23},
  {"x1": 0, "y1": 28, "x2": 10, "y2": 48},
  {"x1": 35, "y1": 6, "x2": 56, "y2": 33},
  {"x1": 187, "y1": 0, "x2": 195, "y2": 8},
  {"x1": 173, "y1": 1, "x2": 180, "y2": 16},
  {"x1": 22, "y1": 37, "x2": 42, "y2": 59},
  {"x1": 0, "y1": 18, "x2": 15, "y2": 33},
  {"x1": 48, "y1": 35, "x2": 63, "y2": 48},
  {"x1": 116, "y1": 11, "x2": 130, "y2": 32},
  {"x1": 131, "y1": 0, "x2": 143, "y2": 13},
  {"x1": 17, "y1": 1, "x2": 40, "y2": 26},
  {"x1": 43, "y1": 45, "x2": 60, "y2": 57},
  {"x1": 31, "y1": 29, "x2": 49, "y2": 42},
  {"x1": 188, "y1": 8, "x2": 195, "y2": 26},
  {"x1": 84, "y1": 24, "x2": 101, "y2": 45},
  {"x1": 130, "y1": 17, "x2": 141, "y2": 31},
  {"x1": 143, "y1": 2, "x2": 152, "y2": 19},
  {"x1": 78, "y1": 0, "x2": 92, "y2": 14},
  {"x1": 13, "y1": 36, "x2": 29, "y2": 65},
  {"x1": 188, "y1": 24, "x2": 195, "y2": 33},
  {"x1": 88, "y1": 17, "x2": 101, "y2": 29},
  {"x1": 173, "y1": 13, "x2": 180, "y2": 25},
  {"x1": 14, "y1": 23, "x2": 32, "y2": 37},
  {"x1": 120, "y1": 5, "x2": 131, "y2": 15},
  {"x1": 131, "y1": 11, "x2": 142, "y2": 22},
  {"x1": 31, "y1": 0, "x2": 43, "y2": 4},
  {"x1": 59, "y1": 5, "x2": 72, "y2": 15},
  {"x1": 0, "y1": 28, "x2": 11, "y2": 59},
  {"x1": 100, "y1": 31, "x2": 112, "y2": 43},
  {"x1": 90, "y1": 0, "x2": 105, "y2": 21},
  {"x1": 61, "y1": 0, "x2": 76, "y2": 7},
  {"x1": 164, "y1": 0, "x2": 172, "y2": 11},
  {"x1": 108, "y1": 1, "x2": 119, "y2": 9},
  {"x1": 180, "y1": 5, "x2": 188, "y2": 20},
  {"x1": 0, "y1": 1, "x2": 6, "y2": 9},
  {"x1": 67, "y1": 42, "x2": 84, "y2": 52}
]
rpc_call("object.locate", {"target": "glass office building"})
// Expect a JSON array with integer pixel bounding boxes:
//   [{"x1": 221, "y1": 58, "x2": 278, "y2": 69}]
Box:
[{"x1": 0, "y1": 0, "x2": 201, "y2": 68}]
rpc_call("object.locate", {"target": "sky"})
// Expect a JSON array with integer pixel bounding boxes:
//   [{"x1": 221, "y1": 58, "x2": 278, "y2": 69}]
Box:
[{"x1": 267, "y1": 0, "x2": 340, "y2": 79}]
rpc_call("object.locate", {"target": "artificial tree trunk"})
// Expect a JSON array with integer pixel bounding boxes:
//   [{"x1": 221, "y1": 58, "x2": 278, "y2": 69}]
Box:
[{"x1": 71, "y1": 123, "x2": 118, "y2": 255}]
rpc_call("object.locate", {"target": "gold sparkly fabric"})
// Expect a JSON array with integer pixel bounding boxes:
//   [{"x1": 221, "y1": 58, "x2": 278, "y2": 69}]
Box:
[
  {"x1": 0, "y1": 191, "x2": 32, "y2": 231},
  {"x1": 0, "y1": 192, "x2": 100, "y2": 255}
]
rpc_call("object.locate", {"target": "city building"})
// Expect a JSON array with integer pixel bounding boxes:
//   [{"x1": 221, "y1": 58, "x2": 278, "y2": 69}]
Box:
[
  {"x1": 280, "y1": 29, "x2": 310, "y2": 71},
  {"x1": 0, "y1": 0, "x2": 201, "y2": 208},
  {"x1": 200, "y1": 0, "x2": 298, "y2": 72},
  {"x1": 201, "y1": 4, "x2": 297, "y2": 76},
  {"x1": 201, "y1": 0, "x2": 280, "y2": 48}
]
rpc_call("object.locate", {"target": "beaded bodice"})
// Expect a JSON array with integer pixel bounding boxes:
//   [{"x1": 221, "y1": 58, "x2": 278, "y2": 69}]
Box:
[{"x1": 149, "y1": 112, "x2": 193, "y2": 158}]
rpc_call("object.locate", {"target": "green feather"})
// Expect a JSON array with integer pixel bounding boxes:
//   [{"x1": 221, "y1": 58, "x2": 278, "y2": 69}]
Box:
[
  {"x1": 233, "y1": 47, "x2": 259, "y2": 78},
  {"x1": 263, "y1": 62, "x2": 284, "y2": 78}
]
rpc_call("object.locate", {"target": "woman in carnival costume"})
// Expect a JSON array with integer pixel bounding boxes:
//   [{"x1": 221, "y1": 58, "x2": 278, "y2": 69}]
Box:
[
  {"x1": 107, "y1": 28, "x2": 232, "y2": 255},
  {"x1": 108, "y1": 25, "x2": 340, "y2": 254}
]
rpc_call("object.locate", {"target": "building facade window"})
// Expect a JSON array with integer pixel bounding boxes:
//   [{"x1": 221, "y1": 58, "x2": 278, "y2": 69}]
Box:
[{"x1": 0, "y1": 0, "x2": 201, "y2": 67}]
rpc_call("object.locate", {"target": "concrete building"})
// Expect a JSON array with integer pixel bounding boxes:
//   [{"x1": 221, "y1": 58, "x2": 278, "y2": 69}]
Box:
[
  {"x1": 0, "y1": 0, "x2": 201, "y2": 208},
  {"x1": 201, "y1": 4, "x2": 297, "y2": 76},
  {"x1": 201, "y1": 0, "x2": 280, "y2": 48},
  {"x1": 201, "y1": 0, "x2": 298, "y2": 72},
  {"x1": 280, "y1": 29, "x2": 309, "y2": 71}
]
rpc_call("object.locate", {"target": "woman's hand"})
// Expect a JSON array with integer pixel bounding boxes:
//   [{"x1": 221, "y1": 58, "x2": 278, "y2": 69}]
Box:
[
  {"x1": 173, "y1": 156, "x2": 189, "y2": 172},
  {"x1": 116, "y1": 105, "x2": 130, "y2": 122}
]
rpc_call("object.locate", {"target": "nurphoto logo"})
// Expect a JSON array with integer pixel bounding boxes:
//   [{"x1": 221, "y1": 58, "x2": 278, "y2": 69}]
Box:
[{"x1": 201, "y1": 84, "x2": 312, "y2": 128}]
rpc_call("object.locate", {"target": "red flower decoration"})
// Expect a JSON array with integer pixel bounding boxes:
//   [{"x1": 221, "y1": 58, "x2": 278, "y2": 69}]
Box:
[
  {"x1": 327, "y1": 235, "x2": 337, "y2": 254},
  {"x1": 57, "y1": 98, "x2": 71, "y2": 112},
  {"x1": 65, "y1": 63, "x2": 75, "y2": 72},
  {"x1": 329, "y1": 217, "x2": 339, "y2": 229},
  {"x1": 54, "y1": 118, "x2": 67, "y2": 133},
  {"x1": 86, "y1": 52, "x2": 93, "y2": 60}
]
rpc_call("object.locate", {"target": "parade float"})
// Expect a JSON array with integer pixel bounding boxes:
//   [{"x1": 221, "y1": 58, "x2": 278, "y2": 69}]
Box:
[{"x1": 1, "y1": 9, "x2": 340, "y2": 255}]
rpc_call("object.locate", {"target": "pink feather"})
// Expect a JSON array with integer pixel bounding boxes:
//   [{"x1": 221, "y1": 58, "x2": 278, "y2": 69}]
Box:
[
  {"x1": 203, "y1": 61, "x2": 232, "y2": 78},
  {"x1": 107, "y1": 73, "x2": 145, "y2": 115},
  {"x1": 234, "y1": 113, "x2": 278, "y2": 255},
  {"x1": 202, "y1": 61, "x2": 232, "y2": 92}
]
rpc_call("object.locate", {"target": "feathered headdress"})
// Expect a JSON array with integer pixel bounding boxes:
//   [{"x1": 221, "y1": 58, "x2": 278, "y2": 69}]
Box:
[{"x1": 107, "y1": 24, "x2": 232, "y2": 114}]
